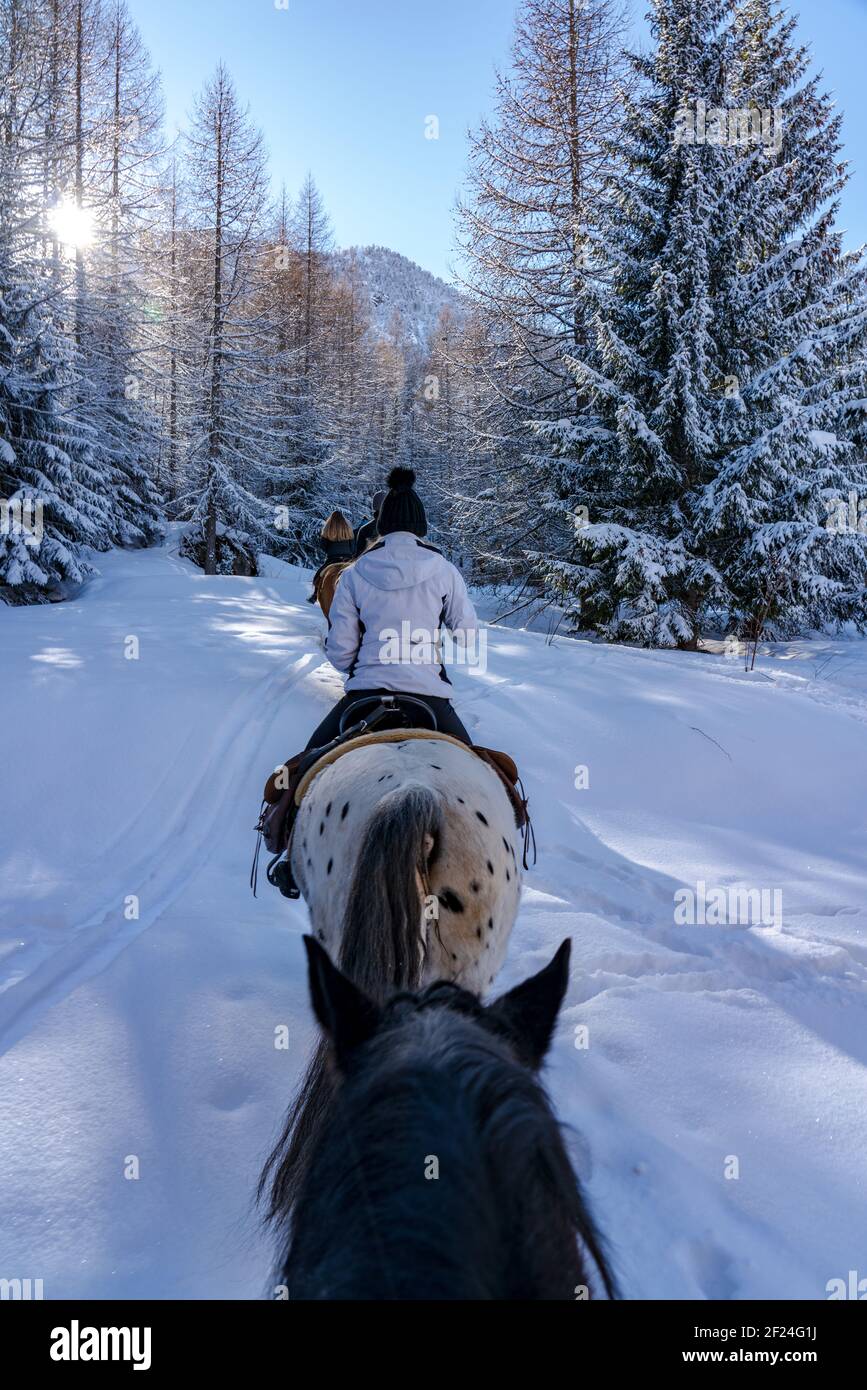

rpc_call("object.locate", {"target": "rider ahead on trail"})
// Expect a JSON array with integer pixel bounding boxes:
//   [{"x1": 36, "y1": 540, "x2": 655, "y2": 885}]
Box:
[
  {"x1": 353, "y1": 488, "x2": 388, "y2": 558},
  {"x1": 310, "y1": 510, "x2": 354, "y2": 577},
  {"x1": 307, "y1": 511, "x2": 356, "y2": 608},
  {"x1": 306, "y1": 467, "x2": 478, "y2": 749},
  {"x1": 255, "y1": 468, "x2": 531, "y2": 900},
  {"x1": 318, "y1": 510, "x2": 355, "y2": 565}
]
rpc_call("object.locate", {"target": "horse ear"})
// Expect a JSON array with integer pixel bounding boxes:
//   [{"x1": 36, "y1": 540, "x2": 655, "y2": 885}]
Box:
[
  {"x1": 487, "y1": 939, "x2": 571, "y2": 1069},
  {"x1": 303, "y1": 936, "x2": 381, "y2": 1065}
]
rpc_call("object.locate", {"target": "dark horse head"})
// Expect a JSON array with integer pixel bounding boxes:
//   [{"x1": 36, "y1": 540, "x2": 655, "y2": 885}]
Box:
[{"x1": 272, "y1": 935, "x2": 617, "y2": 1300}]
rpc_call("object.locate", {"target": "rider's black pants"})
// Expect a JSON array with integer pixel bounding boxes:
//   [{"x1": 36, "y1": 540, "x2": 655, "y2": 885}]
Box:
[{"x1": 305, "y1": 687, "x2": 472, "y2": 750}]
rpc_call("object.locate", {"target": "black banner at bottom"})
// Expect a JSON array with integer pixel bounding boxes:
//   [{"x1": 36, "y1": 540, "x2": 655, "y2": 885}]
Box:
[{"x1": 5, "y1": 1297, "x2": 861, "y2": 1374}]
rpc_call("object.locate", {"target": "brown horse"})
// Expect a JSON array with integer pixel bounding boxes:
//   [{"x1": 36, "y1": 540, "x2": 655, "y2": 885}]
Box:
[
  {"x1": 310, "y1": 511, "x2": 358, "y2": 618},
  {"x1": 312, "y1": 559, "x2": 354, "y2": 619}
]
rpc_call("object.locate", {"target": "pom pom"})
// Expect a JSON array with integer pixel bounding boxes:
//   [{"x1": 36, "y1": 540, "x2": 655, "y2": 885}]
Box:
[{"x1": 387, "y1": 467, "x2": 416, "y2": 492}]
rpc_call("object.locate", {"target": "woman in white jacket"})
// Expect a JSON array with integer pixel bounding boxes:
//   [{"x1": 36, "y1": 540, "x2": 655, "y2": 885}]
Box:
[
  {"x1": 257, "y1": 471, "x2": 528, "y2": 901},
  {"x1": 306, "y1": 467, "x2": 478, "y2": 748}
]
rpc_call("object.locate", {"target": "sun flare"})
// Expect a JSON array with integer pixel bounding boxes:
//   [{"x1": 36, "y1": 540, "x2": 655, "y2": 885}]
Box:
[{"x1": 48, "y1": 199, "x2": 95, "y2": 250}]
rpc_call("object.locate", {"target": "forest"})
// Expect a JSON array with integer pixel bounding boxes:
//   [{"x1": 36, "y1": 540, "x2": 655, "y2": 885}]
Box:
[{"x1": 2, "y1": 0, "x2": 867, "y2": 648}]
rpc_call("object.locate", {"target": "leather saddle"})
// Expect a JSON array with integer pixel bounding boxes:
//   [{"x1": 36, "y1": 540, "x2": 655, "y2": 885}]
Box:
[{"x1": 251, "y1": 695, "x2": 533, "y2": 898}]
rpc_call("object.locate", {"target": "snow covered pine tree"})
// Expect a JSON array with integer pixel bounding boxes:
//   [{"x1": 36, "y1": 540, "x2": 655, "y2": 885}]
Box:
[
  {"x1": 532, "y1": 0, "x2": 738, "y2": 648},
  {"x1": 0, "y1": 270, "x2": 111, "y2": 603},
  {"x1": 533, "y1": 0, "x2": 867, "y2": 647},
  {"x1": 0, "y1": 0, "x2": 114, "y2": 602},
  {"x1": 456, "y1": 0, "x2": 629, "y2": 586},
  {"x1": 694, "y1": 0, "x2": 867, "y2": 641}
]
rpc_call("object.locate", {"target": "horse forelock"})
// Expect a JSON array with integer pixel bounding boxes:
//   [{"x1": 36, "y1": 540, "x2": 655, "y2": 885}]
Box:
[{"x1": 283, "y1": 990, "x2": 616, "y2": 1299}]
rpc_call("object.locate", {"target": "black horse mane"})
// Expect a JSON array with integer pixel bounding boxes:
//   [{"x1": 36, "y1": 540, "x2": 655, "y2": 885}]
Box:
[{"x1": 274, "y1": 975, "x2": 617, "y2": 1301}]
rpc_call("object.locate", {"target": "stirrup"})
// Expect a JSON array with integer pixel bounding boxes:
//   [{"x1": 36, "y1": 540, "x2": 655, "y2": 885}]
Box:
[{"x1": 267, "y1": 853, "x2": 300, "y2": 899}]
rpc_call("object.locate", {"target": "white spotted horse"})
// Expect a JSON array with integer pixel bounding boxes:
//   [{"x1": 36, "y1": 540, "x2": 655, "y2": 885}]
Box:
[
  {"x1": 254, "y1": 694, "x2": 534, "y2": 1219},
  {"x1": 294, "y1": 731, "x2": 523, "y2": 992}
]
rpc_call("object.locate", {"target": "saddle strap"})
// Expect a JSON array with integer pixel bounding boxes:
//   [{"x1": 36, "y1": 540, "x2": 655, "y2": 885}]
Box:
[
  {"x1": 516, "y1": 776, "x2": 537, "y2": 870},
  {"x1": 474, "y1": 748, "x2": 535, "y2": 867},
  {"x1": 250, "y1": 801, "x2": 268, "y2": 897},
  {"x1": 474, "y1": 747, "x2": 528, "y2": 829}
]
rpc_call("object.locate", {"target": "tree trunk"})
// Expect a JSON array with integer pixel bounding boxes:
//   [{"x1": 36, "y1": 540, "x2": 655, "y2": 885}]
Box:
[
  {"x1": 205, "y1": 90, "x2": 224, "y2": 576},
  {"x1": 568, "y1": 0, "x2": 584, "y2": 409},
  {"x1": 74, "y1": 0, "x2": 84, "y2": 352},
  {"x1": 205, "y1": 492, "x2": 218, "y2": 575},
  {"x1": 168, "y1": 162, "x2": 178, "y2": 487}
]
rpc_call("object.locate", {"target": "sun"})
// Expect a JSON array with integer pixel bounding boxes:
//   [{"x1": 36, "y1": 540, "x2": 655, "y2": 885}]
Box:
[{"x1": 49, "y1": 199, "x2": 95, "y2": 250}]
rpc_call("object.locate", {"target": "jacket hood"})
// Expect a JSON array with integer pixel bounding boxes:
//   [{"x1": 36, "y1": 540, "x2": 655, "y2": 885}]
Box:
[{"x1": 354, "y1": 532, "x2": 441, "y2": 591}]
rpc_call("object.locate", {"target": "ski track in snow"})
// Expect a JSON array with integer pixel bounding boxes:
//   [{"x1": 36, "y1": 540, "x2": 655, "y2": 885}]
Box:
[
  {"x1": 0, "y1": 647, "x2": 315, "y2": 1057},
  {"x1": 1, "y1": 541, "x2": 865, "y2": 1299}
]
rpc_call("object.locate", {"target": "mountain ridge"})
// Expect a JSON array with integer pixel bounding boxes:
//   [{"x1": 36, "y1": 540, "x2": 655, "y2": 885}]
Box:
[{"x1": 331, "y1": 243, "x2": 467, "y2": 351}]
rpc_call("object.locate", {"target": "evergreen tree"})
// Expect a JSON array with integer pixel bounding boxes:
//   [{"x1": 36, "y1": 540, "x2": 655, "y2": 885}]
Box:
[
  {"x1": 0, "y1": 271, "x2": 111, "y2": 601},
  {"x1": 693, "y1": 0, "x2": 867, "y2": 639},
  {"x1": 535, "y1": 0, "x2": 867, "y2": 646},
  {"x1": 0, "y1": 0, "x2": 113, "y2": 601},
  {"x1": 534, "y1": 0, "x2": 730, "y2": 646},
  {"x1": 455, "y1": 0, "x2": 629, "y2": 579}
]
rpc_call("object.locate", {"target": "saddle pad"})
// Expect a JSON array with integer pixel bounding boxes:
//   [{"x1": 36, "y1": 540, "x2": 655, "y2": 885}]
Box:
[{"x1": 293, "y1": 728, "x2": 471, "y2": 807}]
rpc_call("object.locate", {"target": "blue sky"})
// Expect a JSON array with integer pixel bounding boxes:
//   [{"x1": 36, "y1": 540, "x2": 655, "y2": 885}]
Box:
[{"x1": 126, "y1": 0, "x2": 867, "y2": 282}]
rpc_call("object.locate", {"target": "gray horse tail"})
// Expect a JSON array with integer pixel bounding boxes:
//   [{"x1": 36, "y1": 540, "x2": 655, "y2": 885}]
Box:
[
  {"x1": 260, "y1": 783, "x2": 443, "y2": 1228},
  {"x1": 339, "y1": 782, "x2": 443, "y2": 996}
]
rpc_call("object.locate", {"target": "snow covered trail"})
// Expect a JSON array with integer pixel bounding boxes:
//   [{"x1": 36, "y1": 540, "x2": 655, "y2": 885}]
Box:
[{"x1": 1, "y1": 542, "x2": 865, "y2": 1299}]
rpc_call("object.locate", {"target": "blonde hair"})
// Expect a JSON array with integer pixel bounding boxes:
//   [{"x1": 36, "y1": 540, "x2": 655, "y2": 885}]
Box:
[{"x1": 320, "y1": 510, "x2": 353, "y2": 544}]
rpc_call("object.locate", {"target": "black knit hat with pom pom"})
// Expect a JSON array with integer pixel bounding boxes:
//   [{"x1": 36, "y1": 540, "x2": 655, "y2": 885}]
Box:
[{"x1": 377, "y1": 467, "x2": 427, "y2": 538}]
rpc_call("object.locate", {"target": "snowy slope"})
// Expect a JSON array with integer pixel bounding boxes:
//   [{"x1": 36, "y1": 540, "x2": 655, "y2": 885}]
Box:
[
  {"x1": 332, "y1": 244, "x2": 465, "y2": 349},
  {"x1": 1, "y1": 541, "x2": 866, "y2": 1299}
]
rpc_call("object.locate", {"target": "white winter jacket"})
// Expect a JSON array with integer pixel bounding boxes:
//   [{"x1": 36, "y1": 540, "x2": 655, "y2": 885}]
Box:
[{"x1": 325, "y1": 531, "x2": 480, "y2": 698}]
